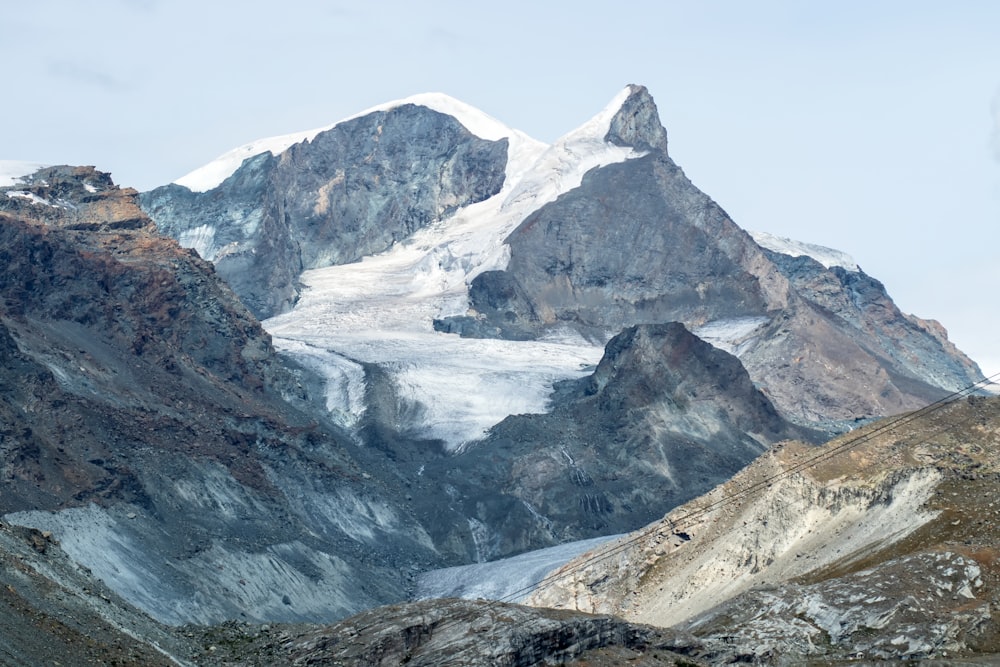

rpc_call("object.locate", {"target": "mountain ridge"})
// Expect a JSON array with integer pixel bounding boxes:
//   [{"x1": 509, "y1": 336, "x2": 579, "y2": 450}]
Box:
[{"x1": 0, "y1": 85, "x2": 991, "y2": 662}]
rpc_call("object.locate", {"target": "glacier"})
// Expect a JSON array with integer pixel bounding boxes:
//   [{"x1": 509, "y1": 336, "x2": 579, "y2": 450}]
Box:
[{"x1": 415, "y1": 533, "x2": 622, "y2": 603}]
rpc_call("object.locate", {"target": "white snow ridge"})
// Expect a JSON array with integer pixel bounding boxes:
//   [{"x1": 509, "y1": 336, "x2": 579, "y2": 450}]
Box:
[
  {"x1": 749, "y1": 230, "x2": 859, "y2": 272},
  {"x1": 265, "y1": 87, "x2": 646, "y2": 452},
  {"x1": 173, "y1": 92, "x2": 539, "y2": 193}
]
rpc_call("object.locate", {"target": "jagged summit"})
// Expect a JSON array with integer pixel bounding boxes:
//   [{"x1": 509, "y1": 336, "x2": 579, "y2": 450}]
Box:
[{"x1": 605, "y1": 83, "x2": 669, "y2": 154}]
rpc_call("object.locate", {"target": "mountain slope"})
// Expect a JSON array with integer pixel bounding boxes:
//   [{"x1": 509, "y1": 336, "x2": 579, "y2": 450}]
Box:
[
  {"x1": 448, "y1": 86, "x2": 982, "y2": 430},
  {"x1": 527, "y1": 393, "x2": 1000, "y2": 663},
  {"x1": 0, "y1": 166, "x2": 440, "y2": 625},
  {"x1": 409, "y1": 323, "x2": 816, "y2": 560}
]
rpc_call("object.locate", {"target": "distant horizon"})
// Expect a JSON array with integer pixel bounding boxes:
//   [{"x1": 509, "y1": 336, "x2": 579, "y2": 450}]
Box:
[{"x1": 3, "y1": 1, "x2": 998, "y2": 378}]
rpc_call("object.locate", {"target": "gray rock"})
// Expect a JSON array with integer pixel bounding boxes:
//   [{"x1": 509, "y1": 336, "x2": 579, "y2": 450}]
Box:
[
  {"x1": 414, "y1": 323, "x2": 814, "y2": 560},
  {"x1": 686, "y1": 550, "x2": 991, "y2": 663},
  {"x1": 142, "y1": 104, "x2": 508, "y2": 319}
]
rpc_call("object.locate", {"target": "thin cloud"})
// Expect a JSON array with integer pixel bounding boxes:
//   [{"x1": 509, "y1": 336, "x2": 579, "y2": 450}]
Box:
[{"x1": 47, "y1": 61, "x2": 132, "y2": 93}]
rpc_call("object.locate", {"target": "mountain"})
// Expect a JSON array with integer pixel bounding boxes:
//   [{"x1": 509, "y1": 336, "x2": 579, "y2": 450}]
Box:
[
  {"x1": 138, "y1": 84, "x2": 983, "y2": 558},
  {"x1": 144, "y1": 85, "x2": 982, "y2": 439},
  {"x1": 140, "y1": 96, "x2": 522, "y2": 320},
  {"x1": 408, "y1": 323, "x2": 818, "y2": 559},
  {"x1": 527, "y1": 392, "x2": 1000, "y2": 663},
  {"x1": 0, "y1": 83, "x2": 989, "y2": 650},
  {"x1": 0, "y1": 165, "x2": 441, "y2": 625}
]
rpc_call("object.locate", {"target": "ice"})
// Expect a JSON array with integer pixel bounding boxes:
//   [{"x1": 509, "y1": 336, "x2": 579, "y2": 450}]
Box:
[
  {"x1": 264, "y1": 89, "x2": 646, "y2": 452},
  {"x1": 692, "y1": 316, "x2": 770, "y2": 358},
  {"x1": 271, "y1": 329, "x2": 602, "y2": 450},
  {"x1": 749, "y1": 229, "x2": 860, "y2": 272},
  {"x1": 415, "y1": 533, "x2": 622, "y2": 602},
  {"x1": 271, "y1": 338, "x2": 366, "y2": 429},
  {"x1": 176, "y1": 224, "x2": 216, "y2": 260},
  {"x1": 0, "y1": 160, "x2": 47, "y2": 187}
]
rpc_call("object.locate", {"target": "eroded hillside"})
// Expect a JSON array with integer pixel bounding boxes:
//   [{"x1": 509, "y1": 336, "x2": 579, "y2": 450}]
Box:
[{"x1": 528, "y1": 392, "x2": 1000, "y2": 663}]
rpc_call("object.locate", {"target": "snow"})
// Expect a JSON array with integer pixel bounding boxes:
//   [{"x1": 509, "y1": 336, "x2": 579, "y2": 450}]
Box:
[
  {"x1": 415, "y1": 533, "x2": 622, "y2": 602},
  {"x1": 749, "y1": 230, "x2": 860, "y2": 271},
  {"x1": 5, "y1": 190, "x2": 58, "y2": 207},
  {"x1": 264, "y1": 88, "x2": 645, "y2": 452},
  {"x1": 173, "y1": 92, "x2": 541, "y2": 193},
  {"x1": 0, "y1": 160, "x2": 47, "y2": 187},
  {"x1": 271, "y1": 338, "x2": 367, "y2": 429},
  {"x1": 692, "y1": 316, "x2": 770, "y2": 358},
  {"x1": 173, "y1": 126, "x2": 331, "y2": 192},
  {"x1": 176, "y1": 224, "x2": 216, "y2": 261}
]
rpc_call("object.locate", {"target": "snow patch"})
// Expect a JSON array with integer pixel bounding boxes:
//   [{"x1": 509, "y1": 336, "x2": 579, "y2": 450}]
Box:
[
  {"x1": 749, "y1": 230, "x2": 860, "y2": 272},
  {"x1": 340, "y1": 91, "x2": 533, "y2": 144},
  {"x1": 0, "y1": 160, "x2": 47, "y2": 187},
  {"x1": 5, "y1": 190, "x2": 58, "y2": 207},
  {"x1": 692, "y1": 316, "x2": 770, "y2": 358}
]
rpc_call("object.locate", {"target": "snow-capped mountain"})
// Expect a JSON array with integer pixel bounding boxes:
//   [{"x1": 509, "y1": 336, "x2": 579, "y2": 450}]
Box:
[
  {"x1": 0, "y1": 85, "x2": 987, "y2": 642},
  {"x1": 138, "y1": 84, "x2": 984, "y2": 559}
]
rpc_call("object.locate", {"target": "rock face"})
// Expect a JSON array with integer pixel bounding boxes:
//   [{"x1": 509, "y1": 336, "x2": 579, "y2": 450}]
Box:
[
  {"x1": 528, "y1": 394, "x2": 1000, "y2": 664},
  {"x1": 687, "y1": 550, "x2": 990, "y2": 663},
  {"x1": 141, "y1": 104, "x2": 508, "y2": 319},
  {"x1": 442, "y1": 86, "x2": 981, "y2": 430},
  {"x1": 263, "y1": 598, "x2": 707, "y2": 667},
  {"x1": 0, "y1": 518, "x2": 196, "y2": 666},
  {"x1": 0, "y1": 167, "x2": 440, "y2": 625},
  {"x1": 411, "y1": 323, "x2": 815, "y2": 560}
]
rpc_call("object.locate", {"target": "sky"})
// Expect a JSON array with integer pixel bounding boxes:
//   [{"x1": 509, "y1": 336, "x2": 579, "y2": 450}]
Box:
[{"x1": 3, "y1": 1, "x2": 999, "y2": 378}]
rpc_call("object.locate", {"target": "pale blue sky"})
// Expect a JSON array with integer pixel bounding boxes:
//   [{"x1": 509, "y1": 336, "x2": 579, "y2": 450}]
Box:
[{"x1": 4, "y1": 1, "x2": 999, "y2": 377}]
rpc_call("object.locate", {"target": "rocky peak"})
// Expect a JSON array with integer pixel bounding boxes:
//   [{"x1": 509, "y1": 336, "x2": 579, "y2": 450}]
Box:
[
  {"x1": 0, "y1": 165, "x2": 154, "y2": 233},
  {"x1": 142, "y1": 103, "x2": 509, "y2": 319},
  {"x1": 604, "y1": 84, "x2": 669, "y2": 154}
]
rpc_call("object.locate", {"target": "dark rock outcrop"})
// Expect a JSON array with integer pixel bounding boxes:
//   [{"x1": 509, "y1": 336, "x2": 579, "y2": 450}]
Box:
[
  {"x1": 141, "y1": 104, "x2": 509, "y2": 319},
  {"x1": 412, "y1": 323, "x2": 814, "y2": 560},
  {"x1": 271, "y1": 598, "x2": 706, "y2": 667}
]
